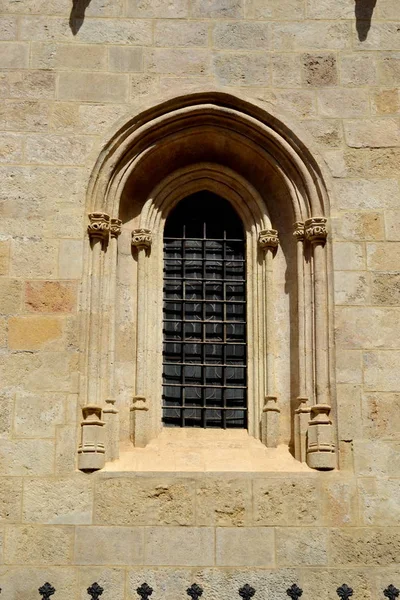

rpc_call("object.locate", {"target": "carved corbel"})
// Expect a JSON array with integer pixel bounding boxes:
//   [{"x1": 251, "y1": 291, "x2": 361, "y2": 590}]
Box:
[
  {"x1": 305, "y1": 217, "x2": 328, "y2": 245},
  {"x1": 110, "y1": 218, "x2": 122, "y2": 238},
  {"x1": 131, "y1": 228, "x2": 152, "y2": 252},
  {"x1": 261, "y1": 395, "x2": 280, "y2": 448},
  {"x1": 293, "y1": 221, "x2": 305, "y2": 242},
  {"x1": 88, "y1": 212, "x2": 110, "y2": 245},
  {"x1": 306, "y1": 404, "x2": 336, "y2": 470},
  {"x1": 258, "y1": 229, "x2": 279, "y2": 254},
  {"x1": 77, "y1": 405, "x2": 105, "y2": 471}
]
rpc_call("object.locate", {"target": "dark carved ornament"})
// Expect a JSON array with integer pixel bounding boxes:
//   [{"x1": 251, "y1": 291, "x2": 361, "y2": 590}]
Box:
[
  {"x1": 87, "y1": 582, "x2": 104, "y2": 600},
  {"x1": 286, "y1": 584, "x2": 303, "y2": 600},
  {"x1": 137, "y1": 582, "x2": 154, "y2": 600},
  {"x1": 239, "y1": 584, "x2": 256, "y2": 600},
  {"x1": 187, "y1": 584, "x2": 204, "y2": 600},
  {"x1": 39, "y1": 583, "x2": 56, "y2": 600},
  {"x1": 336, "y1": 584, "x2": 354, "y2": 600},
  {"x1": 384, "y1": 585, "x2": 400, "y2": 600}
]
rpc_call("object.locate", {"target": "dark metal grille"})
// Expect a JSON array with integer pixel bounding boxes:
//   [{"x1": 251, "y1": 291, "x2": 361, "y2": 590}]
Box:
[{"x1": 162, "y1": 192, "x2": 247, "y2": 428}]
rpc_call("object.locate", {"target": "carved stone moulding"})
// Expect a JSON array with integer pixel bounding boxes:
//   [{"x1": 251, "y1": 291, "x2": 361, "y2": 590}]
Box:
[
  {"x1": 293, "y1": 221, "x2": 305, "y2": 241},
  {"x1": 110, "y1": 218, "x2": 122, "y2": 238},
  {"x1": 88, "y1": 212, "x2": 110, "y2": 241},
  {"x1": 305, "y1": 217, "x2": 328, "y2": 244},
  {"x1": 258, "y1": 229, "x2": 279, "y2": 251},
  {"x1": 131, "y1": 228, "x2": 152, "y2": 251},
  {"x1": 77, "y1": 404, "x2": 105, "y2": 471}
]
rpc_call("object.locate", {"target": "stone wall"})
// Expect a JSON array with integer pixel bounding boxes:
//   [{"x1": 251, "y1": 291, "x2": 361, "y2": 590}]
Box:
[{"x1": 1, "y1": 0, "x2": 400, "y2": 597}]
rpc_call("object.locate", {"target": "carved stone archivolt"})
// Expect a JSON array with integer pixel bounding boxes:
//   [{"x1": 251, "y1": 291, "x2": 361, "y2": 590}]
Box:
[{"x1": 131, "y1": 228, "x2": 152, "y2": 251}]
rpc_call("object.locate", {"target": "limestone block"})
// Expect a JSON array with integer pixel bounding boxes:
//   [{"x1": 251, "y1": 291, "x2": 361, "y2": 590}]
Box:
[
  {"x1": 131, "y1": 73, "x2": 160, "y2": 101},
  {"x1": 306, "y1": 0, "x2": 353, "y2": 18},
  {"x1": 334, "y1": 212, "x2": 384, "y2": 241},
  {"x1": 145, "y1": 49, "x2": 210, "y2": 76},
  {"x1": 271, "y1": 22, "x2": 350, "y2": 51},
  {"x1": 5, "y1": 525, "x2": 73, "y2": 565},
  {"x1": 301, "y1": 53, "x2": 337, "y2": 86},
  {"x1": 0, "y1": 16, "x2": 17, "y2": 39},
  {"x1": 245, "y1": 0, "x2": 304, "y2": 18},
  {"x1": 336, "y1": 307, "x2": 400, "y2": 349},
  {"x1": 340, "y1": 54, "x2": 377, "y2": 86},
  {"x1": 159, "y1": 76, "x2": 215, "y2": 96},
  {"x1": 334, "y1": 272, "x2": 369, "y2": 305},
  {"x1": 253, "y1": 477, "x2": 319, "y2": 525},
  {"x1": 127, "y1": 0, "x2": 188, "y2": 17},
  {"x1": 367, "y1": 243, "x2": 400, "y2": 271},
  {"x1": 0, "y1": 99, "x2": 50, "y2": 131},
  {"x1": 55, "y1": 424, "x2": 78, "y2": 474},
  {"x1": 58, "y1": 72, "x2": 129, "y2": 103},
  {"x1": 271, "y1": 54, "x2": 302, "y2": 88},
  {"x1": 13, "y1": 391, "x2": 65, "y2": 437},
  {"x1": 362, "y1": 392, "x2": 400, "y2": 439},
  {"x1": 336, "y1": 350, "x2": 363, "y2": 384},
  {"x1": 334, "y1": 179, "x2": 399, "y2": 210},
  {"x1": 79, "y1": 18, "x2": 152, "y2": 45},
  {"x1": 78, "y1": 103, "x2": 128, "y2": 134},
  {"x1": 127, "y1": 567, "x2": 192, "y2": 600},
  {"x1": 0, "y1": 393, "x2": 13, "y2": 438},
  {"x1": 336, "y1": 384, "x2": 363, "y2": 441},
  {"x1": 318, "y1": 89, "x2": 369, "y2": 117},
  {"x1": 78, "y1": 0, "x2": 125, "y2": 16},
  {"x1": 0, "y1": 566, "x2": 78, "y2": 600},
  {"x1": 0, "y1": 133, "x2": 23, "y2": 164},
  {"x1": 320, "y1": 476, "x2": 358, "y2": 526},
  {"x1": 0, "y1": 439, "x2": 54, "y2": 475},
  {"x1": 333, "y1": 243, "x2": 365, "y2": 271},
  {"x1": 25, "y1": 281, "x2": 77, "y2": 312},
  {"x1": 300, "y1": 568, "x2": 373, "y2": 600},
  {"x1": 49, "y1": 102, "x2": 79, "y2": 132},
  {"x1": 11, "y1": 238, "x2": 58, "y2": 279},
  {"x1": 328, "y1": 528, "x2": 400, "y2": 566},
  {"x1": 276, "y1": 527, "x2": 327, "y2": 566},
  {"x1": 0, "y1": 478, "x2": 22, "y2": 523},
  {"x1": 31, "y1": 43, "x2": 107, "y2": 70},
  {"x1": 358, "y1": 478, "x2": 400, "y2": 526},
  {"x1": 345, "y1": 118, "x2": 400, "y2": 148},
  {"x1": 354, "y1": 23, "x2": 400, "y2": 51},
  {"x1": 75, "y1": 525, "x2": 144, "y2": 565},
  {"x1": 196, "y1": 478, "x2": 252, "y2": 526},
  {"x1": 0, "y1": 70, "x2": 56, "y2": 99},
  {"x1": 145, "y1": 527, "x2": 214, "y2": 566},
  {"x1": 216, "y1": 527, "x2": 275, "y2": 566},
  {"x1": 23, "y1": 476, "x2": 93, "y2": 524},
  {"x1": 213, "y1": 52, "x2": 269, "y2": 85},
  {"x1": 378, "y1": 54, "x2": 400, "y2": 86},
  {"x1": 25, "y1": 134, "x2": 94, "y2": 165},
  {"x1": 8, "y1": 315, "x2": 64, "y2": 351},
  {"x1": 153, "y1": 21, "x2": 207, "y2": 48},
  {"x1": 354, "y1": 439, "x2": 400, "y2": 476},
  {"x1": 94, "y1": 476, "x2": 195, "y2": 525},
  {"x1": 0, "y1": 351, "x2": 79, "y2": 392},
  {"x1": 372, "y1": 89, "x2": 400, "y2": 116},
  {"x1": 59, "y1": 240, "x2": 84, "y2": 279},
  {"x1": 0, "y1": 42, "x2": 29, "y2": 68},
  {"x1": 191, "y1": 0, "x2": 243, "y2": 18},
  {"x1": 109, "y1": 46, "x2": 143, "y2": 71},
  {"x1": 371, "y1": 273, "x2": 400, "y2": 305},
  {"x1": 305, "y1": 119, "x2": 342, "y2": 148},
  {"x1": 212, "y1": 22, "x2": 269, "y2": 49},
  {"x1": 78, "y1": 567, "x2": 125, "y2": 600},
  {"x1": 378, "y1": 0, "x2": 400, "y2": 17},
  {"x1": 0, "y1": 317, "x2": 6, "y2": 348},
  {"x1": 0, "y1": 279, "x2": 22, "y2": 314}
]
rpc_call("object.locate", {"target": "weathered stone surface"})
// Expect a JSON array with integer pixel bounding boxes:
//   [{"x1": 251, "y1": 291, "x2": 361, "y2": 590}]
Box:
[
  {"x1": 336, "y1": 349, "x2": 363, "y2": 384},
  {"x1": 354, "y1": 439, "x2": 400, "y2": 476},
  {"x1": 334, "y1": 272, "x2": 369, "y2": 305},
  {"x1": 13, "y1": 391, "x2": 65, "y2": 437},
  {"x1": 329, "y1": 528, "x2": 400, "y2": 566},
  {"x1": 336, "y1": 384, "x2": 363, "y2": 440},
  {"x1": 371, "y1": 273, "x2": 400, "y2": 305},
  {"x1": 276, "y1": 527, "x2": 328, "y2": 565},
  {"x1": 305, "y1": 119, "x2": 342, "y2": 148},
  {"x1": 302, "y1": 53, "x2": 337, "y2": 86},
  {"x1": 78, "y1": 567, "x2": 125, "y2": 600},
  {"x1": 145, "y1": 48, "x2": 210, "y2": 76},
  {"x1": 367, "y1": 242, "x2": 400, "y2": 270},
  {"x1": 0, "y1": 70, "x2": 55, "y2": 99},
  {"x1": 0, "y1": 42, "x2": 29, "y2": 68},
  {"x1": 145, "y1": 527, "x2": 214, "y2": 566},
  {"x1": 0, "y1": 279, "x2": 22, "y2": 314},
  {"x1": 58, "y1": 240, "x2": 84, "y2": 279},
  {"x1": 0, "y1": 567, "x2": 78, "y2": 600},
  {"x1": 334, "y1": 179, "x2": 399, "y2": 210},
  {"x1": 254, "y1": 478, "x2": 319, "y2": 525},
  {"x1": 372, "y1": 89, "x2": 399, "y2": 115},
  {"x1": 335, "y1": 307, "x2": 400, "y2": 348},
  {"x1": 0, "y1": 15, "x2": 17, "y2": 39},
  {"x1": 23, "y1": 476, "x2": 93, "y2": 524},
  {"x1": 306, "y1": 0, "x2": 353, "y2": 18},
  {"x1": 25, "y1": 134, "x2": 94, "y2": 165},
  {"x1": 358, "y1": 478, "x2": 400, "y2": 526},
  {"x1": 378, "y1": 53, "x2": 400, "y2": 86},
  {"x1": 127, "y1": 0, "x2": 188, "y2": 17},
  {"x1": 31, "y1": 43, "x2": 107, "y2": 70},
  {"x1": 362, "y1": 392, "x2": 400, "y2": 439},
  {"x1": 246, "y1": 0, "x2": 304, "y2": 18},
  {"x1": 271, "y1": 22, "x2": 350, "y2": 51},
  {"x1": 0, "y1": 439, "x2": 54, "y2": 475},
  {"x1": 320, "y1": 476, "x2": 358, "y2": 526},
  {"x1": 8, "y1": 315, "x2": 63, "y2": 350},
  {"x1": 155, "y1": 21, "x2": 208, "y2": 48},
  {"x1": 58, "y1": 72, "x2": 129, "y2": 103},
  {"x1": 5, "y1": 525, "x2": 73, "y2": 564},
  {"x1": 191, "y1": 0, "x2": 243, "y2": 18},
  {"x1": 94, "y1": 477, "x2": 195, "y2": 525},
  {"x1": 0, "y1": 133, "x2": 23, "y2": 164},
  {"x1": 364, "y1": 351, "x2": 400, "y2": 392},
  {"x1": 271, "y1": 54, "x2": 302, "y2": 87},
  {"x1": 300, "y1": 568, "x2": 373, "y2": 600},
  {"x1": 55, "y1": 424, "x2": 77, "y2": 474},
  {"x1": 333, "y1": 242, "x2": 365, "y2": 271},
  {"x1": 25, "y1": 281, "x2": 77, "y2": 312},
  {"x1": 216, "y1": 527, "x2": 275, "y2": 566},
  {"x1": 0, "y1": 478, "x2": 22, "y2": 523},
  {"x1": 318, "y1": 89, "x2": 369, "y2": 117},
  {"x1": 10, "y1": 238, "x2": 58, "y2": 278},
  {"x1": 340, "y1": 53, "x2": 377, "y2": 86},
  {"x1": 196, "y1": 479, "x2": 252, "y2": 526},
  {"x1": 334, "y1": 212, "x2": 384, "y2": 241},
  {"x1": 345, "y1": 118, "x2": 400, "y2": 148},
  {"x1": 108, "y1": 46, "x2": 143, "y2": 71},
  {"x1": 213, "y1": 52, "x2": 269, "y2": 85},
  {"x1": 75, "y1": 526, "x2": 144, "y2": 565},
  {"x1": 213, "y1": 22, "x2": 269, "y2": 49}
]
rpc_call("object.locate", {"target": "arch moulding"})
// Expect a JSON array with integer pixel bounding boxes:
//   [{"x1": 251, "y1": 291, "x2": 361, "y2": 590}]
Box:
[{"x1": 77, "y1": 92, "x2": 337, "y2": 473}]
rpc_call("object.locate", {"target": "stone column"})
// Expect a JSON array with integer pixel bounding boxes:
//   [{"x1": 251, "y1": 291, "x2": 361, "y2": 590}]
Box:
[
  {"x1": 78, "y1": 212, "x2": 110, "y2": 471},
  {"x1": 130, "y1": 228, "x2": 152, "y2": 447},
  {"x1": 305, "y1": 217, "x2": 335, "y2": 470},
  {"x1": 103, "y1": 218, "x2": 122, "y2": 462},
  {"x1": 258, "y1": 229, "x2": 280, "y2": 447}
]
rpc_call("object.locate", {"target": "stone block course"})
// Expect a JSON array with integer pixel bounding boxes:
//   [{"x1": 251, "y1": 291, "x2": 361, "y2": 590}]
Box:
[
  {"x1": 25, "y1": 281, "x2": 77, "y2": 313},
  {"x1": 213, "y1": 52, "x2": 269, "y2": 85},
  {"x1": 362, "y1": 392, "x2": 400, "y2": 440},
  {"x1": 58, "y1": 72, "x2": 129, "y2": 103},
  {"x1": 216, "y1": 527, "x2": 275, "y2": 566},
  {"x1": 0, "y1": 42, "x2": 29, "y2": 69},
  {"x1": 276, "y1": 527, "x2": 327, "y2": 566},
  {"x1": 145, "y1": 527, "x2": 214, "y2": 566},
  {"x1": 155, "y1": 21, "x2": 208, "y2": 48},
  {"x1": 328, "y1": 527, "x2": 400, "y2": 566},
  {"x1": 358, "y1": 478, "x2": 400, "y2": 526},
  {"x1": 13, "y1": 391, "x2": 65, "y2": 437},
  {"x1": 75, "y1": 526, "x2": 144, "y2": 565},
  {"x1": 0, "y1": 478, "x2": 22, "y2": 523},
  {"x1": 253, "y1": 477, "x2": 319, "y2": 525},
  {"x1": 212, "y1": 22, "x2": 269, "y2": 50},
  {"x1": 196, "y1": 478, "x2": 252, "y2": 526},
  {"x1": 191, "y1": 0, "x2": 244, "y2": 18},
  {"x1": 5, "y1": 524, "x2": 73, "y2": 564}
]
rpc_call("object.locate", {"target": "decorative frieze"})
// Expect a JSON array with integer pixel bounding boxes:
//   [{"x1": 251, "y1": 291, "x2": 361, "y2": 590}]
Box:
[
  {"x1": 305, "y1": 217, "x2": 328, "y2": 244},
  {"x1": 258, "y1": 229, "x2": 279, "y2": 252},
  {"x1": 110, "y1": 217, "x2": 122, "y2": 238},
  {"x1": 77, "y1": 405, "x2": 105, "y2": 472},
  {"x1": 88, "y1": 212, "x2": 110, "y2": 242},
  {"x1": 132, "y1": 228, "x2": 152, "y2": 251},
  {"x1": 293, "y1": 221, "x2": 305, "y2": 241}
]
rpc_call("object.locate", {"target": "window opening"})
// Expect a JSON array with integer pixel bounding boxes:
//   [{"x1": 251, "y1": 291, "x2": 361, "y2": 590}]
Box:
[{"x1": 162, "y1": 192, "x2": 247, "y2": 428}]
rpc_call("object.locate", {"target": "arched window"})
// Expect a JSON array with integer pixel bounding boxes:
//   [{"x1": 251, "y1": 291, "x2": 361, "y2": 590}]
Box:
[{"x1": 162, "y1": 192, "x2": 247, "y2": 429}]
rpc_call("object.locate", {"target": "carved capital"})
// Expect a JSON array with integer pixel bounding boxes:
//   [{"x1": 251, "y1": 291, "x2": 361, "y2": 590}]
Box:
[
  {"x1": 258, "y1": 229, "x2": 279, "y2": 252},
  {"x1": 88, "y1": 212, "x2": 110, "y2": 242},
  {"x1": 293, "y1": 221, "x2": 305, "y2": 241},
  {"x1": 305, "y1": 217, "x2": 327, "y2": 244},
  {"x1": 131, "y1": 228, "x2": 152, "y2": 251},
  {"x1": 110, "y1": 218, "x2": 122, "y2": 238}
]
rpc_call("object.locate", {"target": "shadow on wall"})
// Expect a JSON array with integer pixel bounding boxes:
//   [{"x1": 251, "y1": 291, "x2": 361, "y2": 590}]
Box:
[
  {"x1": 355, "y1": 0, "x2": 377, "y2": 41},
  {"x1": 69, "y1": 0, "x2": 91, "y2": 35}
]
